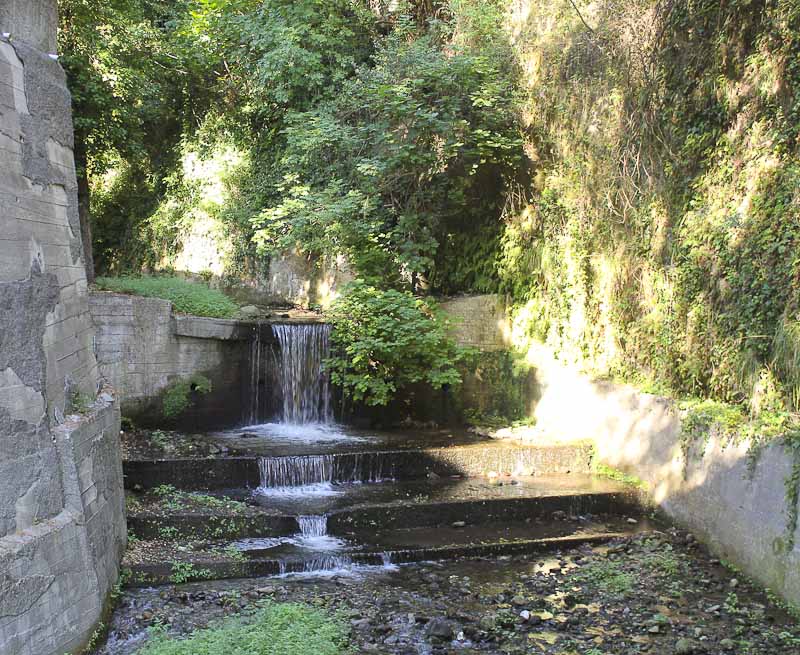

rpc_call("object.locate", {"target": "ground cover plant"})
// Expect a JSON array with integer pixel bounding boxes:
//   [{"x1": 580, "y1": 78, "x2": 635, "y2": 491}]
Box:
[
  {"x1": 138, "y1": 601, "x2": 350, "y2": 655},
  {"x1": 95, "y1": 276, "x2": 238, "y2": 318}
]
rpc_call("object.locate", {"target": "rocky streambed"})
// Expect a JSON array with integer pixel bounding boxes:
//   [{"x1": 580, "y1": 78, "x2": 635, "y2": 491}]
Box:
[{"x1": 97, "y1": 526, "x2": 799, "y2": 655}]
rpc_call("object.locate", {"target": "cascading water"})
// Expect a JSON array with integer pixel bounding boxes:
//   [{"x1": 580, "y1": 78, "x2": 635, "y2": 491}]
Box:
[
  {"x1": 257, "y1": 453, "x2": 394, "y2": 492},
  {"x1": 297, "y1": 515, "x2": 328, "y2": 538},
  {"x1": 271, "y1": 323, "x2": 333, "y2": 424},
  {"x1": 248, "y1": 326, "x2": 262, "y2": 425},
  {"x1": 237, "y1": 324, "x2": 395, "y2": 576}
]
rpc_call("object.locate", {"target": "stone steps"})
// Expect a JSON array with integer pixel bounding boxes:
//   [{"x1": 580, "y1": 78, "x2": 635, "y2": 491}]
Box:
[
  {"x1": 128, "y1": 475, "x2": 641, "y2": 541},
  {"x1": 123, "y1": 441, "x2": 594, "y2": 490},
  {"x1": 123, "y1": 515, "x2": 648, "y2": 586},
  {"x1": 122, "y1": 436, "x2": 647, "y2": 586}
]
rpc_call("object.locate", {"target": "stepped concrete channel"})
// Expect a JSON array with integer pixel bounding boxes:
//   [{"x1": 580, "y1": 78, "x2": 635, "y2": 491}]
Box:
[{"x1": 123, "y1": 432, "x2": 650, "y2": 584}]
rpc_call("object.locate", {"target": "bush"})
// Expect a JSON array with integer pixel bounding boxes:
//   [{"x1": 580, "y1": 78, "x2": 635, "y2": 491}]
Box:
[
  {"x1": 139, "y1": 602, "x2": 349, "y2": 655},
  {"x1": 95, "y1": 276, "x2": 239, "y2": 318},
  {"x1": 325, "y1": 280, "x2": 465, "y2": 406}
]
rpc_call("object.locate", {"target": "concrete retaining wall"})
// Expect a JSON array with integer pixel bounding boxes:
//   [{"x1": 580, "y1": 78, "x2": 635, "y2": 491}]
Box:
[
  {"x1": 89, "y1": 292, "x2": 262, "y2": 428},
  {"x1": 0, "y1": 6, "x2": 125, "y2": 653},
  {"x1": 440, "y1": 294, "x2": 800, "y2": 606},
  {"x1": 527, "y1": 344, "x2": 800, "y2": 606}
]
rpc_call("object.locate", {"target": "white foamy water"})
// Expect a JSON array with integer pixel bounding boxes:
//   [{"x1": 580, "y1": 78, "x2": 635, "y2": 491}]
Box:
[
  {"x1": 232, "y1": 515, "x2": 347, "y2": 553},
  {"x1": 255, "y1": 482, "x2": 341, "y2": 497},
  {"x1": 232, "y1": 422, "x2": 373, "y2": 443},
  {"x1": 274, "y1": 561, "x2": 397, "y2": 579}
]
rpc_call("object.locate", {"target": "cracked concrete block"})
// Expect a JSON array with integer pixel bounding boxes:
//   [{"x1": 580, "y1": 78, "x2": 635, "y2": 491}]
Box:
[{"x1": 0, "y1": 14, "x2": 124, "y2": 654}]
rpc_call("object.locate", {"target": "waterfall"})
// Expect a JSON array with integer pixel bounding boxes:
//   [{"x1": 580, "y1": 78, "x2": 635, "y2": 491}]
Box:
[
  {"x1": 257, "y1": 453, "x2": 394, "y2": 490},
  {"x1": 271, "y1": 324, "x2": 333, "y2": 424},
  {"x1": 248, "y1": 326, "x2": 262, "y2": 424},
  {"x1": 259, "y1": 455, "x2": 334, "y2": 487},
  {"x1": 297, "y1": 515, "x2": 327, "y2": 537},
  {"x1": 277, "y1": 554, "x2": 352, "y2": 576}
]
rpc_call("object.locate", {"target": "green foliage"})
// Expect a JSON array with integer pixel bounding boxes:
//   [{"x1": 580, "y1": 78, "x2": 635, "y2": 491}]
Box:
[
  {"x1": 461, "y1": 350, "x2": 533, "y2": 425},
  {"x1": 152, "y1": 484, "x2": 177, "y2": 498},
  {"x1": 68, "y1": 390, "x2": 94, "y2": 415},
  {"x1": 252, "y1": 10, "x2": 522, "y2": 287},
  {"x1": 679, "y1": 399, "x2": 748, "y2": 453},
  {"x1": 138, "y1": 602, "x2": 350, "y2": 655},
  {"x1": 161, "y1": 374, "x2": 213, "y2": 419},
  {"x1": 325, "y1": 280, "x2": 464, "y2": 406},
  {"x1": 495, "y1": 0, "x2": 800, "y2": 414},
  {"x1": 593, "y1": 463, "x2": 648, "y2": 490},
  {"x1": 60, "y1": 0, "x2": 214, "y2": 272},
  {"x1": 95, "y1": 276, "x2": 238, "y2": 318},
  {"x1": 168, "y1": 561, "x2": 212, "y2": 584}
]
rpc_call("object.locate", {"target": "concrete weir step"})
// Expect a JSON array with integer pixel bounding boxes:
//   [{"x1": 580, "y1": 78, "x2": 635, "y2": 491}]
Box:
[
  {"x1": 122, "y1": 515, "x2": 651, "y2": 587},
  {"x1": 123, "y1": 441, "x2": 594, "y2": 491},
  {"x1": 127, "y1": 475, "x2": 641, "y2": 541}
]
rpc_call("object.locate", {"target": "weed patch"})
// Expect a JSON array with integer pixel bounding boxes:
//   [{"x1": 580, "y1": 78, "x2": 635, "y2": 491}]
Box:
[
  {"x1": 96, "y1": 276, "x2": 238, "y2": 318},
  {"x1": 138, "y1": 602, "x2": 350, "y2": 655}
]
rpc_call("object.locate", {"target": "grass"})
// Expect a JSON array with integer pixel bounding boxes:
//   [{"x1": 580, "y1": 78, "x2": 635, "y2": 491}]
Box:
[
  {"x1": 593, "y1": 462, "x2": 648, "y2": 490},
  {"x1": 571, "y1": 559, "x2": 634, "y2": 597},
  {"x1": 95, "y1": 275, "x2": 239, "y2": 318},
  {"x1": 139, "y1": 602, "x2": 350, "y2": 655}
]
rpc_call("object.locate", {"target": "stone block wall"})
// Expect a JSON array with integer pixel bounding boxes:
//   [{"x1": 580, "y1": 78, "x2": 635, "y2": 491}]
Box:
[
  {"x1": 90, "y1": 292, "x2": 258, "y2": 428},
  {"x1": 0, "y1": 5, "x2": 125, "y2": 653},
  {"x1": 438, "y1": 294, "x2": 512, "y2": 352}
]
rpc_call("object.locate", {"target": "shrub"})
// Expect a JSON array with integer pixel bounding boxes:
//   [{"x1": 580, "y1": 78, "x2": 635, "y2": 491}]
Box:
[
  {"x1": 325, "y1": 280, "x2": 465, "y2": 406},
  {"x1": 139, "y1": 602, "x2": 350, "y2": 655},
  {"x1": 95, "y1": 276, "x2": 238, "y2": 318}
]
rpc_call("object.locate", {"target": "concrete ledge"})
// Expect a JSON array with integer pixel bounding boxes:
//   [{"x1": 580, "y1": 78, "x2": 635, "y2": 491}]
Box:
[{"x1": 174, "y1": 315, "x2": 258, "y2": 341}]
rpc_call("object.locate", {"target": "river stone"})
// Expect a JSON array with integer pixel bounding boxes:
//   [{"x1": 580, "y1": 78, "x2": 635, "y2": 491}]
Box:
[
  {"x1": 427, "y1": 618, "x2": 454, "y2": 640},
  {"x1": 675, "y1": 638, "x2": 702, "y2": 654},
  {"x1": 479, "y1": 614, "x2": 497, "y2": 631},
  {"x1": 239, "y1": 305, "x2": 260, "y2": 317}
]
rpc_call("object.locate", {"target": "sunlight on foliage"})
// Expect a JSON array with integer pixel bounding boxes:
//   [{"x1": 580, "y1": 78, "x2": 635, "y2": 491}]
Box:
[{"x1": 325, "y1": 280, "x2": 465, "y2": 406}]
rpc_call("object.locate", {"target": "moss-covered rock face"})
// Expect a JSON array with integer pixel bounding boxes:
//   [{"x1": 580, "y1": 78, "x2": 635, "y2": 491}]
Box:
[
  {"x1": 161, "y1": 374, "x2": 212, "y2": 420},
  {"x1": 490, "y1": 0, "x2": 800, "y2": 417},
  {"x1": 460, "y1": 350, "x2": 536, "y2": 428}
]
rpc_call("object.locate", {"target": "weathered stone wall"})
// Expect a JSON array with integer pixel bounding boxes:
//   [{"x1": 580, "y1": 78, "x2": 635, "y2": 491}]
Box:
[
  {"x1": 0, "y1": 1, "x2": 57, "y2": 52},
  {"x1": 0, "y1": 4, "x2": 125, "y2": 654},
  {"x1": 438, "y1": 295, "x2": 512, "y2": 352},
  {"x1": 437, "y1": 295, "x2": 519, "y2": 416},
  {"x1": 439, "y1": 295, "x2": 800, "y2": 606},
  {"x1": 265, "y1": 251, "x2": 352, "y2": 308},
  {"x1": 90, "y1": 292, "x2": 257, "y2": 428}
]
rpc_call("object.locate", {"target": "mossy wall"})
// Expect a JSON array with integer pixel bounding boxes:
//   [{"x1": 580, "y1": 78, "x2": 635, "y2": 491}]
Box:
[{"x1": 497, "y1": 0, "x2": 800, "y2": 413}]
